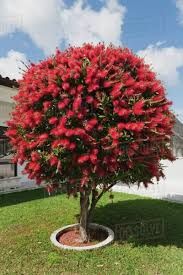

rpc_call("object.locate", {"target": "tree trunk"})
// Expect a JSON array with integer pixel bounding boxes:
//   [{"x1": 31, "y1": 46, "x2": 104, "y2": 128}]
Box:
[
  {"x1": 79, "y1": 192, "x2": 90, "y2": 243},
  {"x1": 88, "y1": 189, "x2": 97, "y2": 224},
  {"x1": 79, "y1": 182, "x2": 116, "y2": 243}
]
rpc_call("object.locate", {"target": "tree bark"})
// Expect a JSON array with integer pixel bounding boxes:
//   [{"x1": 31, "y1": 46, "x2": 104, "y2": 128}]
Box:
[
  {"x1": 88, "y1": 189, "x2": 98, "y2": 224},
  {"x1": 79, "y1": 191, "x2": 90, "y2": 243},
  {"x1": 88, "y1": 182, "x2": 116, "y2": 224},
  {"x1": 79, "y1": 182, "x2": 116, "y2": 243}
]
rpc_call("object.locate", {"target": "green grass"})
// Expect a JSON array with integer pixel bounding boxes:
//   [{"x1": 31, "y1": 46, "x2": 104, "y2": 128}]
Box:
[{"x1": 0, "y1": 189, "x2": 183, "y2": 275}]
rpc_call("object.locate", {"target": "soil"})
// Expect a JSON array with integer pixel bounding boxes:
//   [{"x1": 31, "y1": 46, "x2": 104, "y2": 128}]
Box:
[{"x1": 57, "y1": 227, "x2": 108, "y2": 247}]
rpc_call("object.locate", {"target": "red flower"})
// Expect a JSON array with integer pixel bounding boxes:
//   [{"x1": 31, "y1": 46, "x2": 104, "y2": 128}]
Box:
[
  {"x1": 97, "y1": 125, "x2": 103, "y2": 131},
  {"x1": 125, "y1": 122, "x2": 144, "y2": 132},
  {"x1": 77, "y1": 84, "x2": 84, "y2": 93},
  {"x1": 69, "y1": 142, "x2": 76, "y2": 150},
  {"x1": 43, "y1": 101, "x2": 51, "y2": 111},
  {"x1": 50, "y1": 156, "x2": 59, "y2": 166},
  {"x1": 90, "y1": 154, "x2": 98, "y2": 164},
  {"x1": 70, "y1": 88, "x2": 77, "y2": 95},
  {"x1": 62, "y1": 82, "x2": 70, "y2": 91},
  {"x1": 85, "y1": 118, "x2": 98, "y2": 131},
  {"x1": 110, "y1": 83, "x2": 123, "y2": 99},
  {"x1": 66, "y1": 110, "x2": 74, "y2": 118},
  {"x1": 65, "y1": 129, "x2": 74, "y2": 137},
  {"x1": 73, "y1": 96, "x2": 82, "y2": 112},
  {"x1": 33, "y1": 112, "x2": 42, "y2": 125},
  {"x1": 49, "y1": 117, "x2": 58, "y2": 125},
  {"x1": 109, "y1": 128, "x2": 120, "y2": 140},
  {"x1": 77, "y1": 155, "x2": 90, "y2": 164},
  {"x1": 58, "y1": 101, "x2": 66, "y2": 109},
  {"x1": 133, "y1": 100, "x2": 144, "y2": 115},
  {"x1": 103, "y1": 80, "x2": 113, "y2": 88},
  {"x1": 124, "y1": 88, "x2": 134, "y2": 97},
  {"x1": 86, "y1": 96, "x2": 94, "y2": 104},
  {"x1": 58, "y1": 98, "x2": 70, "y2": 109},
  {"x1": 5, "y1": 129, "x2": 17, "y2": 137},
  {"x1": 31, "y1": 151, "x2": 40, "y2": 161},
  {"x1": 117, "y1": 123, "x2": 125, "y2": 130},
  {"x1": 39, "y1": 133, "x2": 49, "y2": 141},
  {"x1": 118, "y1": 108, "x2": 130, "y2": 117}
]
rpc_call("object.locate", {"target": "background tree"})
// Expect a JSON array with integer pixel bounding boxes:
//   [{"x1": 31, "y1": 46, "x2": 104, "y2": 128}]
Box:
[{"x1": 6, "y1": 44, "x2": 175, "y2": 242}]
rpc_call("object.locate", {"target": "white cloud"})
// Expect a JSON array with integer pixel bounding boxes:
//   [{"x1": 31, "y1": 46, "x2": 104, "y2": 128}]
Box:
[
  {"x1": 60, "y1": 0, "x2": 126, "y2": 47},
  {"x1": 137, "y1": 43, "x2": 183, "y2": 87},
  {"x1": 176, "y1": 0, "x2": 183, "y2": 24},
  {"x1": 0, "y1": 50, "x2": 28, "y2": 80},
  {"x1": 0, "y1": 0, "x2": 62, "y2": 55},
  {"x1": 0, "y1": 0, "x2": 126, "y2": 55}
]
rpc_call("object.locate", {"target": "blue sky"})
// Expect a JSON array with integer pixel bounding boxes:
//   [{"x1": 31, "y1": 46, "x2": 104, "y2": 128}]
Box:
[{"x1": 0, "y1": 0, "x2": 183, "y2": 119}]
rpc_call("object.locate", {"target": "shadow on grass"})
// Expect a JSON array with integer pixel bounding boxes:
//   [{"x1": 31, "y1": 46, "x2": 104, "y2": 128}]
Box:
[
  {"x1": 0, "y1": 188, "x2": 62, "y2": 207},
  {"x1": 1, "y1": 188, "x2": 183, "y2": 248},
  {"x1": 94, "y1": 198, "x2": 183, "y2": 248}
]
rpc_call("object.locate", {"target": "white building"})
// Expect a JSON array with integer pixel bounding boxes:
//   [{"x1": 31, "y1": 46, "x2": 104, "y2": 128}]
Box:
[{"x1": 0, "y1": 76, "x2": 36, "y2": 193}]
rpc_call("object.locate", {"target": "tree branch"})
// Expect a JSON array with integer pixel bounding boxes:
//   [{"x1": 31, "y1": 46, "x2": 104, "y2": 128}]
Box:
[{"x1": 88, "y1": 181, "x2": 116, "y2": 223}]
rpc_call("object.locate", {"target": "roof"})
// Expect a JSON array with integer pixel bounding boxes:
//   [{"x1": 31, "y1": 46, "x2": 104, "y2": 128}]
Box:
[{"x1": 0, "y1": 75, "x2": 19, "y2": 88}]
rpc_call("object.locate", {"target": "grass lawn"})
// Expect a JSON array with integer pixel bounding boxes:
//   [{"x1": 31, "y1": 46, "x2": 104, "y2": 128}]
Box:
[{"x1": 0, "y1": 189, "x2": 183, "y2": 275}]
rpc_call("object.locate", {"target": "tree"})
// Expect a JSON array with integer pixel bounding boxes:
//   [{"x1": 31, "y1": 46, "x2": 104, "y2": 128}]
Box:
[{"x1": 6, "y1": 44, "x2": 175, "y2": 242}]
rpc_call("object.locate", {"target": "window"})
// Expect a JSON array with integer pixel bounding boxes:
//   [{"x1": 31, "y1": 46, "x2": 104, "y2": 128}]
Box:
[{"x1": 0, "y1": 126, "x2": 17, "y2": 178}]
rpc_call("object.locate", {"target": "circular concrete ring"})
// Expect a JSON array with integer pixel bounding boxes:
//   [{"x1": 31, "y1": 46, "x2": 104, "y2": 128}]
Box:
[{"x1": 50, "y1": 223, "x2": 114, "y2": 251}]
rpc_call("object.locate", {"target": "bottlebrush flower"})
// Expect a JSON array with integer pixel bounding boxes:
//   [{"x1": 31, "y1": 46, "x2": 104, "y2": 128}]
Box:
[
  {"x1": 31, "y1": 151, "x2": 40, "y2": 162},
  {"x1": 73, "y1": 96, "x2": 82, "y2": 112},
  {"x1": 125, "y1": 122, "x2": 144, "y2": 132},
  {"x1": 66, "y1": 110, "x2": 74, "y2": 118},
  {"x1": 103, "y1": 80, "x2": 113, "y2": 88},
  {"x1": 38, "y1": 133, "x2": 49, "y2": 142},
  {"x1": 65, "y1": 129, "x2": 74, "y2": 137},
  {"x1": 33, "y1": 112, "x2": 42, "y2": 125},
  {"x1": 58, "y1": 98, "x2": 70, "y2": 109},
  {"x1": 109, "y1": 127, "x2": 120, "y2": 140},
  {"x1": 77, "y1": 113, "x2": 84, "y2": 119},
  {"x1": 5, "y1": 129, "x2": 17, "y2": 137},
  {"x1": 118, "y1": 108, "x2": 131, "y2": 117},
  {"x1": 88, "y1": 83, "x2": 99, "y2": 92},
  {"x1": 73, "y1": 73, "x2": 80, "y2": 80},
  {"x1": 110, "y1": 83, "x2": 123, "y2": 99},
  {"x1": 123, "y1": 88, "x2": 134, "y2": 97},
  {"x1": 62, "y1": 82, "x2": 70, "y2": 90},
  {"x1": 49, "y1": 117, "x2": 58, "y2": 125},
  {"x1": 69, "y1": 142, "x2": 76, "y2": 150},
  {"x1": 43, "y1": 101, "x2": 52, "y2": 112},
  {"x1": 97, "y1": 125, "x2": 103, "y2": 131},
  {"x1": 90, "y1": 154, "x2": 98, "y2": 164},
  {"x1": 86, "y1": 96, "x2": 94, "y2": 104},
  {"x1": 85, "y1": 118, "x2": 98, "y2": 131},
  {"x1": 117, "y1": 123, "x2": 125, "y2": 130},
  {"x1": 77, "y1": 155, "x2": 90, "y2": 164},
  {"x1": 50, "y1": 156, "x2": 59, "y2": 166},
  {"x1": 133, "y1": 100, "x2": 145, "y2": 115},
  {"x1": 97, "y1": 70, "x2": 108, "y2": 78},
  {"x1": 77, "y1": 84, "x2": 84, "y2": 93}
]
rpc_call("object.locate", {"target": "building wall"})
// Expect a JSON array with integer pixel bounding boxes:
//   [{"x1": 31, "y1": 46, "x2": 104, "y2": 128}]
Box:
[
  {"x1": 0, "y1": 85, "x2": 15, "y2": 126},
  {"x1": 0, "y1": 101, "x2": 13, "y2": 126}
]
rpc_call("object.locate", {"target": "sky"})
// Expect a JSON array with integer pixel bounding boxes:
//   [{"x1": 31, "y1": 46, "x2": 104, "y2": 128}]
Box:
[{"x1": 0, "y1": 0, "x2": 183, "y2": 120}]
